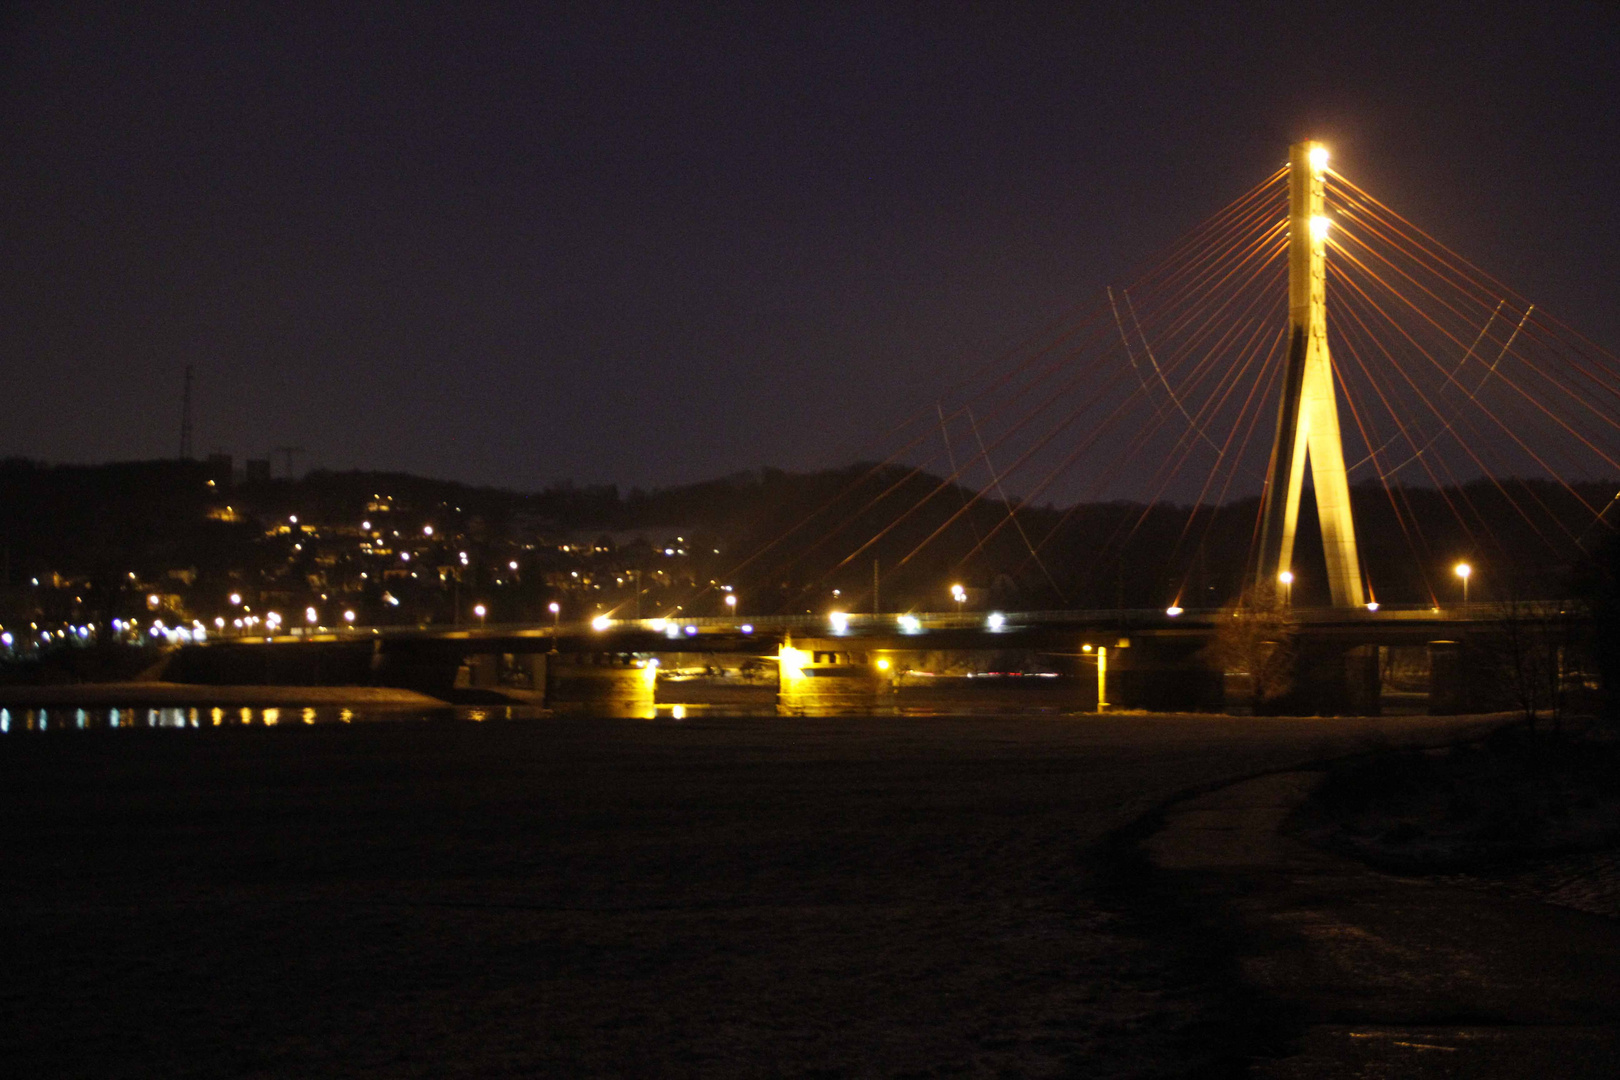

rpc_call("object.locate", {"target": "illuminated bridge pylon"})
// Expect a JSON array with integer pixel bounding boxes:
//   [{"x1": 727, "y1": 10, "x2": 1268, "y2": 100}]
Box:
[{"x1": 1254, "y1": 141, "x2": 1366, "y2": 607}]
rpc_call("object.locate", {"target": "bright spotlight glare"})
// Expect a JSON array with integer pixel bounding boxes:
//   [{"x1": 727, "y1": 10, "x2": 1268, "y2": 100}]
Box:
[{"x1": 1307, "y1": 145, "x2": 1329, "y2": 171}]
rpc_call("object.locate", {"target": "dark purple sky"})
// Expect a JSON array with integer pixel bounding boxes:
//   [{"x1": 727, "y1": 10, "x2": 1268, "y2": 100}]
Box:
[{"x1": 3, "y1": 2, "x2": 1617, "y2": 492}]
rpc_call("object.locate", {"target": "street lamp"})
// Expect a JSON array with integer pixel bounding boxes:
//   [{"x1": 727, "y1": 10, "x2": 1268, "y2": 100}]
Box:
[
  {"x1": 1278, "y1": 570, "x2": 1294, "y2": 606},
  {"x1": 950, "y1": 583, "x2": 967, "y2": 613},
  {"x1": 548, "y1": 600, "x2": 560, "y2": 631},
  {"x1": 1455, "y1": 562, "x2": 1472, "y2": 607},
  {"x1": 474, "y1": 603, "x2": 487, "y2": 628},
  {"x1": 725, "y1": 593, "x2": 737, "y2": 618}
]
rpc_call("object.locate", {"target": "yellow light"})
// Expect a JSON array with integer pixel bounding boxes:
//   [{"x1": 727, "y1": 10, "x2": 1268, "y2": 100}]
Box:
[
  {"x1": 1309, "y1": 215, "x2": 1331, "y2": 241},
  {"x1": 1307, "y1": 145, "x2": 1329, "y2": 172},
  {"x1": 1278, "y1": 570, "x2": 1294, "y2": 585},
  {"x1": 671, "y1": 704, "x2": 686, "y2": 719},
  {"x1": 778, "y1": 644, "x2": 808, "y2": 681},
  {"x1": 1454, "y1": 562, "x2": 1472, "y2": 580},
  {"x1": 1366, "y1": 602, "x2": 1380, "y2": 611},
  {"x1": 1082, "y1": 643, "x2": 1093, "y2": 652},
  {"x1": 591, "y1": 615, "x2": 612, "y2": 631},
  {"x1": 875, "y1": 657, "x2": 890, "y2": 671}
]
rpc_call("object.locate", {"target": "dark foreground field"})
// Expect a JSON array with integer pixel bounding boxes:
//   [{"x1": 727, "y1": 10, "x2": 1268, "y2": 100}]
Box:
[{"x1": 0, "y1": 712, "x2": 1495, "y2": 1078}]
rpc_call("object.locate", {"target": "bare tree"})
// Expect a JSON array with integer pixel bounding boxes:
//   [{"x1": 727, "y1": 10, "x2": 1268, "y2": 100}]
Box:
[{"x1": 1204, "y1": 582, "x2": 1299, "y2": 711}]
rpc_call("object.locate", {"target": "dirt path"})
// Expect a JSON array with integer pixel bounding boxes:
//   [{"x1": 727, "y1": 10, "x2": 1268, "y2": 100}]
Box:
[{"x1": 1146, "y1": 771, "x2": 1620, "y2": 1077}]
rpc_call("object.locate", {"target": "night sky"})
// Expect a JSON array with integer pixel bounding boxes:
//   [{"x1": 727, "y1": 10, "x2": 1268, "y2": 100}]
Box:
[{"x1": 4, "y1": 2, "x2": 1618, "y2": 493}]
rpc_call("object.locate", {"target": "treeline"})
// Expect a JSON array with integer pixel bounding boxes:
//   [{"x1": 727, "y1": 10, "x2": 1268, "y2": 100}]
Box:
[{"x1": 0, "y1": 457, "x2": 1612, "y2": 613}]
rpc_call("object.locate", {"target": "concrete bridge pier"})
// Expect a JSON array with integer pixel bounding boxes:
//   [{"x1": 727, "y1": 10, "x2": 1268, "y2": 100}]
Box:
[
  {"x1": 777, "y1": 639, "x2": 892, "y2": 715},
  {"x1": 1105, "y1": 638, "x2": 1224, "y2": 712},
  {"x1": 1427, "y1": 638, "x2": 1517, "y2": 715},
  {"x1": 544, "y1": 652, "x2": 657, "y2": 717},
  {"x1": 1260, "y1": 642, "x2": 1381, "y2": 716}
]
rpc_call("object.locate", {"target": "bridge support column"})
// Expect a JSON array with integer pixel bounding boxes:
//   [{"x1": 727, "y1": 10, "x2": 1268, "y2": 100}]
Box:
[
  {"x1": 1105, "y1": 638, "x2": 1224, "y2": 712},
  {"x1": 545, "y1": 652, "x2": 657, "y2": 717},
  {"x1": 777, "y1": 638, "x2": 890, "y2": 715},
  {"x1": 1427, "y1": 639, "x2": 1513, "y2": 715},
  {"x1": 456, "y1": 653, "x2": 500, "y2": 689},
  {"x1": 1258, "y1": 643, "x2": 1381, "y2": 716}
]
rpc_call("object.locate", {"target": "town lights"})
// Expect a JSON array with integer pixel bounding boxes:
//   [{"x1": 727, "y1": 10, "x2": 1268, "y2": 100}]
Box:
[
  {"x1": 950, "y1": 583, "x2": 967, "y2": 612},
  {"x1": 305, "y1": 607, "x2": 318, "y2": 624},
  {"x1": 1455, "y1": 562, "x2": 1472, "y2": 606}
]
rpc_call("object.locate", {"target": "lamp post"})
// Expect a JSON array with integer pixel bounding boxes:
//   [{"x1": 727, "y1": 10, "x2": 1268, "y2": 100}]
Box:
[
  {"x1": 725, "y1": 593, "x2": 737, "y2": 619},
  {"x1": 1083, "y1": 644, "x2": 1108, "y2": 713},
  {"x1": 950, "y1": 583, "x2": 966, "y2": 615},
  {"x1": 548, "y1": 600, "x2": 560, "y2": 632},
  {"x1": 474, "y1": 603, "x2": 487, "y2": 628},
  {"x1": 1278, "y1": 570, "x2": 1294, "y2": 606},
  {"x1": 1455, "y1": 562, "x2": 1472, "y2": 608}
]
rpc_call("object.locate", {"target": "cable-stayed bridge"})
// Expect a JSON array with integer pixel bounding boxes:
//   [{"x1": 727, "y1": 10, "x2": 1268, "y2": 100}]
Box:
[{"x1": 186, "y1": 143, "x2": 1620, "y2": 715}]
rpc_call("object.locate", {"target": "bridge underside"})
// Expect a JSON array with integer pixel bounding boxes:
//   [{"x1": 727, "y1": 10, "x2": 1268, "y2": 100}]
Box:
[{"x1": 168, "y1": 608, "x2": 1563, "y2": 717}]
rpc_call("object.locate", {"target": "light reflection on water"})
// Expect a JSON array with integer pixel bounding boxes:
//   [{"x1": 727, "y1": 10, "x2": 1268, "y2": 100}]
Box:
[
  {"x1": 0, "y1": 703, "x2": 559, "y2": 732},
  {"x1": 0, "y1": 697, "x2": 1075, "y2": 733}
]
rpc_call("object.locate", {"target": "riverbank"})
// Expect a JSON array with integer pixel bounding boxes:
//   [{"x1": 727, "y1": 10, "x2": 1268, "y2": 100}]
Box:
[
  {"x1": 0, "y1": 681, "x2": 449, "y2": 708},
  {"x1": 1143, "y1": 751, "x2": 1620, "y2": 1076}
]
